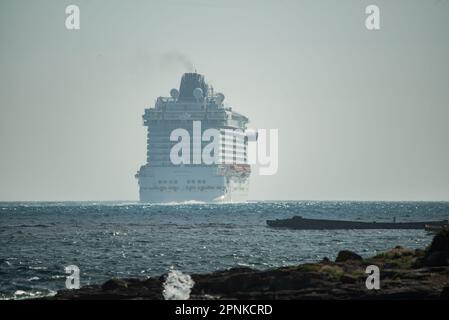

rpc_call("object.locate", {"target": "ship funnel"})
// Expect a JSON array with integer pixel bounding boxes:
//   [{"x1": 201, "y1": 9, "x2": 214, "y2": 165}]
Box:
[{"x1": 178, "y1": 72, "x2": 208, "y2": 101}]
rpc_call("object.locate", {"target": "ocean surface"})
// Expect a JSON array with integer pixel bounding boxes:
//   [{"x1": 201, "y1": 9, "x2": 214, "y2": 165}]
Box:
[{"x1": 1, "y1": 201, "x2": 449, "y2": 299}]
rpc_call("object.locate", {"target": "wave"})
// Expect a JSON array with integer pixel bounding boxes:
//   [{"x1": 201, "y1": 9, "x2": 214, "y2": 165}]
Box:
[
  {"x1": 162, "y1": 268, "x2": 194, "y2": 300},
  {"x1": 9, "y1": 289, "x2": 56, "y2": 300},
  {"x1": 27, "y1": 277, "x2": 40, "y2": 281}
]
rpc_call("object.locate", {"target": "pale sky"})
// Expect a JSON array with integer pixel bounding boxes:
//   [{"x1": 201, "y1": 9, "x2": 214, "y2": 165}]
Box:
[{"x1": 1, "y1": 0, "x2": 448, "y2": 201}]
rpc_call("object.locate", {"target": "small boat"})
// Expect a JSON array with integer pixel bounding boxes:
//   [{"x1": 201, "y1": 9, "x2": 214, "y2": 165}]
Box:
[{"x1": 266, "y1": 216, "x2": 449, "y2": 230}]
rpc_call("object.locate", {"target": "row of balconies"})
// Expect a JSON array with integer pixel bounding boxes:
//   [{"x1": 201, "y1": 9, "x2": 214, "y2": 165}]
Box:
[{"x1": 140, "y1": 186, "x2": 226, "y2": 192}]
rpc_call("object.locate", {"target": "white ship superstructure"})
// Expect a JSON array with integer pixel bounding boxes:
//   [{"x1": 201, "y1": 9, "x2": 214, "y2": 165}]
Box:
[{"x1": 136, "y1": 73, "x2": 251, "y2": 202}]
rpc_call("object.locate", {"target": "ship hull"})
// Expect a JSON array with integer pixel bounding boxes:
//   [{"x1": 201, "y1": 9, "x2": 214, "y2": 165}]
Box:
[{"x1": 137, "y1": 166, "x2": 249, "y2": 203}]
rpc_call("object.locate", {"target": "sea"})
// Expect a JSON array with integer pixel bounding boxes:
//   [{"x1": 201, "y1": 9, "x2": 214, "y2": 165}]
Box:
[{"x1": 1, "y1": 201, "x2": 448, "y2": 299}]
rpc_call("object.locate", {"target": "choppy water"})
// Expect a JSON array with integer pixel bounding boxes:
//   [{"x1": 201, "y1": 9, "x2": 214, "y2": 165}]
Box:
[{"x1": 1, "y1": 201, "x2": 448, "y2": 299}]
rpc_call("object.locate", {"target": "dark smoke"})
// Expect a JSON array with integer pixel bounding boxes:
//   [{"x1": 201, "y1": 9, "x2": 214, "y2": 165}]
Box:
[{"x1": 161, "y1": 52, "x2": 195, "y2": 72}]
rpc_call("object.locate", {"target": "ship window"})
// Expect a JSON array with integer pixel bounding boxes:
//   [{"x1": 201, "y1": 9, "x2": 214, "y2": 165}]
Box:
[
  {"x1": 187, "y1": 180, "x2": 190, "y2": 184},
  {"x1": 158, "y1": 180, "x2": 161, "y2": 184},
  {"x1": 192, "y1": 180, "x2": 195, "y2": 184}
]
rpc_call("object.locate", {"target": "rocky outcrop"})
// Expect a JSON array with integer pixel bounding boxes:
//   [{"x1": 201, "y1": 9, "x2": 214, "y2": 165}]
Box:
[
  {"x1": 53, "y1": 277, "x2": 164, "y2": 300},
  {"x1": 440, "y1": 285, "x2": 449, "y2": 299},
  {"x1": 45, "y1": 231, "x2": 449, "y2": 300},
  {"x1": 421, "y1": 230, "x2": 449, "y2": 267},
  {"x1": 335, "y1": 250, "x2": 363, "y2": 263}
]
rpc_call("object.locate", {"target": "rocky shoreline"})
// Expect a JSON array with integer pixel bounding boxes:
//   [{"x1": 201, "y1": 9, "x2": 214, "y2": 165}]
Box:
[{"x1": 46, "y1": 230, "x2": 449, "y2": 300}]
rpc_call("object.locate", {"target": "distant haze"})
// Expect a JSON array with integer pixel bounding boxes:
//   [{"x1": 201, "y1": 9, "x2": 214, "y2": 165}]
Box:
[{"x1": 1, "y1": 0, "x2": 448, "y2": 201}]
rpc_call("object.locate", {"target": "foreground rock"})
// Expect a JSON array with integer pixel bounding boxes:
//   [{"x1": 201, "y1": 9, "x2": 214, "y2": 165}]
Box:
[
  {"x1": 47, "y1": 231, "x2": 449, "y2": 300},
  {"x1": 421, "y1": 229, "x2": 449, "y2": 267},
  {"x1": 335, "y1": 250, "x2": 363, "y2": 263}
]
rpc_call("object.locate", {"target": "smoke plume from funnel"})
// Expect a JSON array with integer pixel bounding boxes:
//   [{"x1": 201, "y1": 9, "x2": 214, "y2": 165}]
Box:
[{"x1": 161, "y1": 52, "x2": 195, "y2": 72}]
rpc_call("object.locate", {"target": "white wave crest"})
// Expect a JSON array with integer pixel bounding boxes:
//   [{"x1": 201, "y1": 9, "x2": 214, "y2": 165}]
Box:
[
  {"x1": 12, "y1": 289, "x2": 55, "y2": 300},
  {"x1": 162, "y1": 268, "x2": 194, "y2": 300}
]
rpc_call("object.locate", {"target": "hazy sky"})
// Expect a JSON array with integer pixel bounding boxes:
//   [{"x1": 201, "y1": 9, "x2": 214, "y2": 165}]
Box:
[{"x1": 1, "y1": 0, "x2": 448, "y2": 201}]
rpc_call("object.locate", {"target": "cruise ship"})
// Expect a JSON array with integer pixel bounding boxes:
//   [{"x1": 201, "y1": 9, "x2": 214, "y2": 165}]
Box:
[{"x1": 136, "y1": 73, "x2": 252, "y2": 202}]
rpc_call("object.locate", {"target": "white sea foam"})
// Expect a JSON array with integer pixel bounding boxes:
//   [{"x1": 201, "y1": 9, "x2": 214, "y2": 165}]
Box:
[
  {"x1": 14, "y1": 290, "x2": 40, "y2": 299},
  {"x1": 162, "y1": 268, "x2": 194, "y2": 300},
  {"x1": 28, "y1": 277, "x2": 40, "y2": 281},
  {"x1": 28, "y1": 266, "x2": 47, "y2": 270},
  {"x1": 12, "y1": 289, "x2": 56, "y2": 300}
]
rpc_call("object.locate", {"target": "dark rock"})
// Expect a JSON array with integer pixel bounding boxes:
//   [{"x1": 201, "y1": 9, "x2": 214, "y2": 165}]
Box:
[
  {"x1": 320, "y1": 257, "x2": 331, "y2": 264},
  {"x1": 335, "y1": 250, "x2": 363, "y2": 263},
  {"x1": 440, "y1": 285, "x2": 449, "y2": 299},
  {"x1": 340, "y1": 274, "x2": 358, "y2": 284},
  {"x1": 427, "y1": 230, "x2": 449, "y2": 254},
  {"x1": 383, "y1": 263, "x2": 397, "y2": 269},
  {"x1": 423, "y1": 251, "x2": 449, "y2": 267},
  {"x1": 101, "y1": 278, "x2": 128, "y2": 291},
  {"x1": 422, "y1": 231, "x2": 449, "y2": 267}
]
